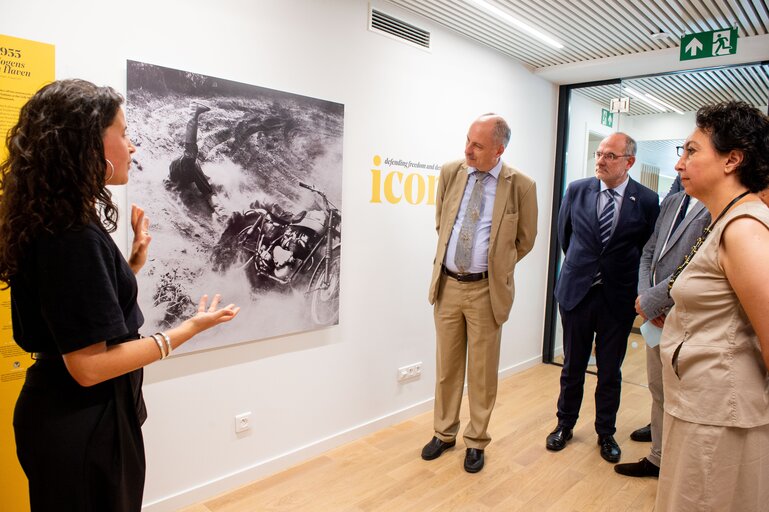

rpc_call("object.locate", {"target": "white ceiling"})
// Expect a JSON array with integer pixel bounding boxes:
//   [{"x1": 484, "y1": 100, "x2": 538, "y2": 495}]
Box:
[{"x1": 383, "y1": 0, "x2": 769, "y2": 114}]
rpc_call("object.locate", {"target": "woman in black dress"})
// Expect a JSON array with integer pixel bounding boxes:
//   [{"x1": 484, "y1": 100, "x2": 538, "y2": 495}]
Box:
[{"x1": 0, "y1": 79, "x2": 240, "y2": 511}]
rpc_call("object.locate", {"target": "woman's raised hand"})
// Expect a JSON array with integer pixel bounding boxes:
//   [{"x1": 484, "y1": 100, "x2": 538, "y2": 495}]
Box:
[
  {"x1": 129, "y1": 204, "x2": 151, "y2": 274},
  {"x1": 188, "y1": 294, "x2": 240, "y2": 332}
]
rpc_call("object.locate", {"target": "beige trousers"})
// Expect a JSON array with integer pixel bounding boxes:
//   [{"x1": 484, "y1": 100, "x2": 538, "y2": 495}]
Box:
[
  {"x1": 432, "y1": 274, "x2": 502, "y2": 450},
  {"x1": 645, "y1": 343, "x2": 663, "y2": 467}
]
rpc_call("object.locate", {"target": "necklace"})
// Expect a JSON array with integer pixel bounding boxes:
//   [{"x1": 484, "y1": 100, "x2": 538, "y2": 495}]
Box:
[{"x1": 667, "y1": 190, "x2": 750, "y2": 293}]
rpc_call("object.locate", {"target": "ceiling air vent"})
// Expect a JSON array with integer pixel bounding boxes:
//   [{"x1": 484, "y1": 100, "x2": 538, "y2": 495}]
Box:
[{"x1": 369, "y1": 8, "x2": 431, "y2": 50}]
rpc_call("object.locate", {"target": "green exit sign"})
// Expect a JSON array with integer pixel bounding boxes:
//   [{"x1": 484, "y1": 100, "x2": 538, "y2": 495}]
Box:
[
  {"x1": 681, "y1": 28, "x2": 738, "y2": 61},
  {"x1": 601, "y1": 108, "x2": 613, "y2": 128}
]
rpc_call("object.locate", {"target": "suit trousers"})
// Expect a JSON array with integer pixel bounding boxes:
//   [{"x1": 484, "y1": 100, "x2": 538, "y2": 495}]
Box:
[
  {"x1": 556, "y1": 285, "x2": 634, "y2": 435},
  {"x1": 433, "y1": 274, "x2": 502, "y2": 449},
  {"x1": 646, "y1": 343, "x2": 663, "y2": 466}
]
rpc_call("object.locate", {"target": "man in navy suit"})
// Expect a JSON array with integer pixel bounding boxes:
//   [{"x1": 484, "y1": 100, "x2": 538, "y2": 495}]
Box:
[{"x1": 546, "y1": 132, "x2": 659, "y2": 463}]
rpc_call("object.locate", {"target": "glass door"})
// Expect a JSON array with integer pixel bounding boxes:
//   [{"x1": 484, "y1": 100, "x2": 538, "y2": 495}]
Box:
[
  {"x1": 545, "y1": 63, "x2": 769, "y2": 391},
  {"x1": 549, "y1": 80, "x2": 628, "y2": 373}
]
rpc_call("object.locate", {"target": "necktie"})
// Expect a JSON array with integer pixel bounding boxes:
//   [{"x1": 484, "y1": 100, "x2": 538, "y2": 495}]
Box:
[
  {"x1": 592, "y1": 189, "x2": 616, "y2": 286},
  {"x1": 670, "y1": 194, "x2": 690, "y2": 235},
  {"x1": 598, "y1": 189, "x2": 617, "y2": 248},
  {"x1": 454, "y1": 172, "x2": 489, "y2": 273}
]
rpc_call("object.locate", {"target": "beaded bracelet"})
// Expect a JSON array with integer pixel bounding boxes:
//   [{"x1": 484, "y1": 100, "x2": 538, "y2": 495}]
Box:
[{"x1": 151, "y1": 333, "x2": 167, "y2": 359}]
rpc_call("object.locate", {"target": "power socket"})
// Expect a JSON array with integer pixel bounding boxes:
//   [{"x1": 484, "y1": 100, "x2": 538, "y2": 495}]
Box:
[
  {"x1": 235, "y1": 412, "x2": 252, "y2": 433},
  {"x1": 397, "y1": 362, "x2": 423, "y2": 382}
]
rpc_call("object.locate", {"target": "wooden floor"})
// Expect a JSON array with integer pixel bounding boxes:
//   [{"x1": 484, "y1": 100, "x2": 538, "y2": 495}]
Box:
[{"x1": 181, "y1": 363, "x2": 657, "y2": 512}]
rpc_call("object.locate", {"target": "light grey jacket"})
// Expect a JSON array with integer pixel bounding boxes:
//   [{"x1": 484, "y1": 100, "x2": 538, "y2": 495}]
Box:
[{"x1": 637, "y1": 191, "x2": 711, "y2": 320}]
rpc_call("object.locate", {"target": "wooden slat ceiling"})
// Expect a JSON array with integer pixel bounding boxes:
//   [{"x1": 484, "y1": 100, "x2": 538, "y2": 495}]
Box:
[
  {"x1": 386, "y1": 0, "x2": 769, "y2": 68},
  {"x1": 574, "y1": 63, "x2": 769, "y2": 116},
  {"x1": 384, "y1": 1, "x2": 769, "y2": 115}
]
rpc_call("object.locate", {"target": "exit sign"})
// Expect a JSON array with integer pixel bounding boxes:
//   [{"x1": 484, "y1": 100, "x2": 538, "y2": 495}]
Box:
[
  {"x1": 601, "y1": 108, "x2": 614, "y2": 128},
  {"x1": 681, "y1": 28, "x2": 738, "y2": 61}
]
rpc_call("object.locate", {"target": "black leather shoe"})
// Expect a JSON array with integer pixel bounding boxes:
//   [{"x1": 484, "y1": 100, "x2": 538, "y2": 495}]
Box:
[
  {"x1": 598, "y1": 434, "x2": 621, "y2": 463},
  {"x1": 464, "y1": 448, "x2": 484, "y2": 473},
  {"x1": 545, "y1": 425, "x2": 573, "y2": 451},
  {"x1": 421, "y1": 436, "x2": 456, "y2": 461},
  {"x1": 614, "y1": 457, "x2": 659, "y2": 477},
  {"x1": 630, "y1": 423, "x2": 652, "y2": 442}
]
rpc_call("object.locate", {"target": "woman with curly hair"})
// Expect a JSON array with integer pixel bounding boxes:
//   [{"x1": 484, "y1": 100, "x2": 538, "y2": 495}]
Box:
[
  {"x1": 656, "y1": 101, "x2": 769, "y2": 511},
  {"x1": 0, "y1": 79, "x2": 240, "y2": 511}
]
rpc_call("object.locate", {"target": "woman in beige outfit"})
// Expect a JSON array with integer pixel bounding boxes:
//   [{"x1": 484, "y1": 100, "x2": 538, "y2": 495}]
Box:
[{"x1": 656, "y1": 101, "x2": 769, "y2": 512}]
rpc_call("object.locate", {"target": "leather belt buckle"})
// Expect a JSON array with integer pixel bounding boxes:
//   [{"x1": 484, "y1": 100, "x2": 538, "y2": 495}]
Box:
[
  {"x1": 457, "y1": 272, "x2": 487, "y2": 282},
  {"x1": 442, "y1": 265, "x2": 488, "y2": 282}
]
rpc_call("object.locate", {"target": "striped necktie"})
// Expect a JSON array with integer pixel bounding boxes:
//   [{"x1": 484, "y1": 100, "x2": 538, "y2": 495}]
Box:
[
  {"x1": 598, "y1": 189, "x2": 617, "y2": 248},
  {"x1": 592, "y1": 189, "x2": 616, "y2": 286}
]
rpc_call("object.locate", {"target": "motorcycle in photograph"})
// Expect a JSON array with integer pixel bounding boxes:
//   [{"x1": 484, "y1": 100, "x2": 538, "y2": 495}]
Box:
[{"x1": 211, "y1": 182, "x2": 341, "y2": 325}]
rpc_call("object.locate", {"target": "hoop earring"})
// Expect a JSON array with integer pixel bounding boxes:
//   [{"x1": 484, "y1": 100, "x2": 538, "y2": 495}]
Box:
[{"x1": 105, "y1": 159, "x2": 115, "y2": 182}]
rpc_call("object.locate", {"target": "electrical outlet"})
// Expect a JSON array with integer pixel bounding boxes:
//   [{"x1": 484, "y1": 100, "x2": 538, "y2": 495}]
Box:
[
  {"x1": 397, "y1": 362, "x2": 423, "y2": 382},
  {"x1": 235, "y1": 412, "x2": 252, "y2": 433}
]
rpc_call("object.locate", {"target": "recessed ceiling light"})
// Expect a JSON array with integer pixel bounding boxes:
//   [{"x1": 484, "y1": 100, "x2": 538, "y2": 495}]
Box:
[
  {"x1": 623, "y1": 86, "x2": 666, "y2": 112},
  {"x1": 466, "y1": 0, "x2": 564, "y2": 49},
  {"x1": 644, "y1": 94, "x2": 685, "y2": 115},
  {"x1": 623, "y1": 86, "x2": 684, "y2": 115}
]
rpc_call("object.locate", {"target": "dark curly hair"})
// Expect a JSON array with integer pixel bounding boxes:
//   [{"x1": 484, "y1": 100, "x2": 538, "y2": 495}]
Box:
[
  {"x1": 0, "y1": 79, "x2": 123, "y2": 285},
  {"x1": 696, "y1": 100, "x2": 769, "y2": 193}
]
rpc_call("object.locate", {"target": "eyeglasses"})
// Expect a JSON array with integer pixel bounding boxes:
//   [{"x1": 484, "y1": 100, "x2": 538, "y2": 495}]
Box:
[
  {"x1": 676, "y1": 146, "x2": 687, "y2": 157},
  {"x1": 594, "y1": 151, "x2": 631, "y2": 161}
]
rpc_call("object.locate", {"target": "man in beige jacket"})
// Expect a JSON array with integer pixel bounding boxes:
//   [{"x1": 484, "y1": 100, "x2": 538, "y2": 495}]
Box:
[{"x1": 421, "y1": 114, "x2": 538, "y2": 473}]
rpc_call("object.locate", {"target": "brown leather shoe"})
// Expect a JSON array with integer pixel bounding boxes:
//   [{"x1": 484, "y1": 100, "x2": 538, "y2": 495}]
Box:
[
  {"x1": 421, "y1": 436, "x2": 455, "y2": 460},
  {"x1": 614, "y1": 457, "x2": 659, "y2": 477},
  {"x1": 464, "y1": 448, "x2": 484, "y2": 473},
  {"x1": 545, "y1": 425, "x2": 573, "y2": 451}
]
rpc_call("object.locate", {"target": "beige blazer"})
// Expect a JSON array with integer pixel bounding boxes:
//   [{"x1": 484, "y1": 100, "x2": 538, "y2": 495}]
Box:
[{"x1": 428, "y1": 159, "x2": 538, "y2": 325}]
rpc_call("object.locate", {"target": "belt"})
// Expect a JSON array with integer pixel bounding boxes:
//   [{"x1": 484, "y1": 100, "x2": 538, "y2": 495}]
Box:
[
  {"x1": 31, "y1": 352, "x2": 61, "y2": 360},
  {"x1": 441, "y1": 265, "x2": 488, "y2": 282}
]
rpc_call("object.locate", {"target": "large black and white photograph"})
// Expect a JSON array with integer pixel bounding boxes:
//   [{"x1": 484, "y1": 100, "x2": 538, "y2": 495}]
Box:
[{"x1": 126, "y1": 61, "x2": 344, "y2": 354}]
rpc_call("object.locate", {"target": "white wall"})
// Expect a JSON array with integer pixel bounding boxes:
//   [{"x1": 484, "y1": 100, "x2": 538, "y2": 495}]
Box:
[
  {"x1": 0, "y1": 1, "x2": 558, "y2": 509},
  {"x1": 564, "y1": 92, "x2": 615, "y2": 185},
  {"x1": 621, "y1": 112, "x2": 693, "y2": 193},
  {"x1": 624, "y1": 111, "x2": 696, "y2": 142}
]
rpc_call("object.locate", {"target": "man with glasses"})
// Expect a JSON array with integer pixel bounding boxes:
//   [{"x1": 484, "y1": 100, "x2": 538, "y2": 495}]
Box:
[{"x1": 546, "y1": 132, "x2": 659, "y2": 463}]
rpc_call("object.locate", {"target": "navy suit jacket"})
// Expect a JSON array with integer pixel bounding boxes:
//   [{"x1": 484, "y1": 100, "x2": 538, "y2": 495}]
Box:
[{"x1": 555, "y1": 177, "x2": 659, "y2": 314}]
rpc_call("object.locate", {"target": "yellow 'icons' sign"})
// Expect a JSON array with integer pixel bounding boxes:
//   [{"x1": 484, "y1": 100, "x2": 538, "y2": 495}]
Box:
[{"x1": 370, "y1": 155, "x2": 440, "y2": 205}]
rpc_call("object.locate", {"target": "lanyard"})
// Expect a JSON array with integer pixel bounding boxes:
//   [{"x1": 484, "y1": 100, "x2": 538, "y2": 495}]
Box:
[{"x1": 667, "y1": 190, "x2": 750, "y2": 293}]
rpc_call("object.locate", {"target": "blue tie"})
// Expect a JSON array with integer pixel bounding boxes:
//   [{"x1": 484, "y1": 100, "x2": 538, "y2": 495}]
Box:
[
  {"x1": 598, "y1": 189, "x2": 617, "y2": 248},
  {"x1": 592, "y1": 189, "x2": 616, "y2": 286}
]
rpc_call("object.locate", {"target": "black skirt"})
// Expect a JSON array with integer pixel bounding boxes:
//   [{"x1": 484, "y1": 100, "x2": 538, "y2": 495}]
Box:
[{"x1": 13, "y1": 357, "x2": 146, "y2": 512}]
